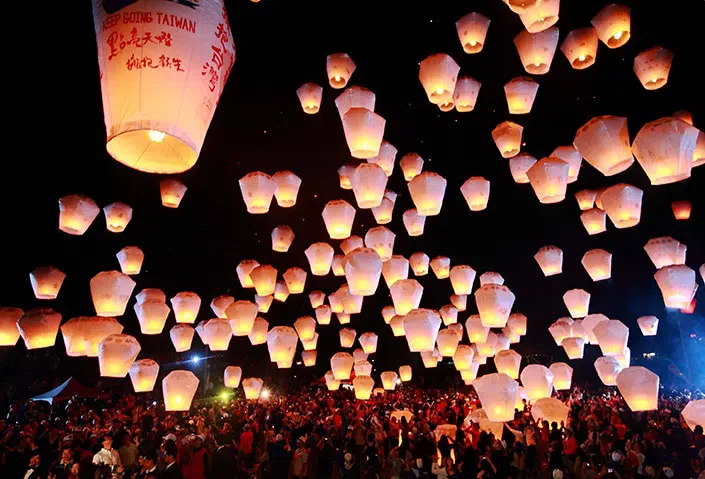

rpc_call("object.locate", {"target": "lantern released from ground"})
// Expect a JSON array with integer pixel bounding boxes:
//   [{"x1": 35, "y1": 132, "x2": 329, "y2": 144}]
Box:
[
  {"x1": 633, "y1": 47, "x2": 673, "y2": 91},
  {"x1": 326, "y1": 53, "x2": 356, "y2": 89},
  {"x1": 563, "y1": 289, "x2": 590, "y2": 318},
  {"x1": 460, "y1": 177, "x2": 490, "y2": 211},
  {"x1": 243, "y1": 378, "x2": 264, "y2": 400},
  {"x1": 29, "y1": 266, "x2": 66, "y2": 300},
  {"x1": 134, "y1": 300, "x2": 169, "y2": 335},
  {"x1": 353, "y1": 375, "x2": 374, "y2": 400},
  {"x1": 456, "y1": 12, "x2": 490, "y2": 53},
  {"x1": 239, "y1": 172, "x2": 276, "y2": 214},
  {"x1": 560, "y1": 28, "x2": 598, "y2": 70},
  {"x1": 574, "y1": 116, "x2": 633, "y2": 176},
  {"x1": 550, "y1": 362, "x2": 573, "y2": 390},
  {"x1": 637, "y1": 316, "x2": 659, "y2": 336},
  {"x1": 472, "y1": 373, "x2": 519, "y2": 422},
  {"x1": 592, "y1": 4, "x2": 631, "y2": 49},
  {"x1": 403, "y1": 309, "x2": 441, "y2": 352},
  {"x1": 582, "y1": 249, "x2": 612, "y2": 282},
  {"x1": 504, "y1": 77, "x2": 538, "y2": 114},
  {"x1": 129, "y1": 359, "x2": 159, "y2": 393},
  {"x1": 331, "y1": 352, "x2": 354, "y2": 380},
  {"x1": 527, "y1": 157, "x2": 570, "y2": 203},
  {"x1": 514, "y1": 27, "x2": 559, "y2": 75},
  {"x1": 103, "y1": 202, "x2": 132, "y2": 233},
  {"x1": 160, "y1": 179, "x2": 187, "y2": 208},
  {"x1": 297, "y1": 83, "x2": 322, "y2": 114},
  {"x1": 601, "y1": 184, "x2": 643, "y2": 229},
  {"x1": 632, "y1": 117, "x2": 697, "y2": 185},
  {"x1": 520, "y1": 365, "x2": 554, "y2": 401},
  {"x1": 98, "y1": 334, "x2": 140, "y2": 378},
  {"x1": 162, "y1": 370, "x2": 199, "y2": 411},
  {"x1": 492, "y1": 122, "x2": 523, "y2": 158},
  {"x1": 654, "y1": 265, "x2": 697, "y2": 309},
  {"x1": 616, "y1": 367, "x2": 659, "y2": 411},
  {"x1": 224, "y1": 366, "x2": 242, "y2": 388},
  {"x1": 225, "y1": 300, "x2": 258, "y2": 336},
  {"x1": 322, "y1": 200, "x2": 356, "y2": 239},
  {"x1": 58, "y1": 195, "x2": 99, "y2": 235},
  {"x1": 408, "y1": 172, "x2": 447, "y2": 216}
]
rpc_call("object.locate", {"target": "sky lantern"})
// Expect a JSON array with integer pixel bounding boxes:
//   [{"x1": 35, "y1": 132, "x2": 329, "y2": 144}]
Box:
[
  {"x1": 303, "y1": 243, "x2": 333, "y2": 277},
  {"x1": 593, "y1": 319, "x2": 629, "y2": 356},
  {"x1": 204, "y1": 318, "x2": 233, "y2": 351},
  {"x1": 236, "y1": 260, "x2": 260, "y2": 289},
  {"x1": 266, "y1": 326, "x2": 298, "y2": 364},
  {"x1": 135, "y1": 289, "x2": 164, "y2": 306},
  {"x1": 243, "y1": 377, "x2": 264, "y2": 399},
  {"x1": 382, "y1": 306, "x2": 396, "y2": 324},
  {"x1": 326, "y1": 53, "x2": 356, "y2": 89},
  {"x1": 381, "y1": 371, "x2": 398, "y2": 390},
  {"x1": 350, "y1": 164, "x2": 387, "y2": 209},
  {"x1": 322, "y1": 200, "x2": 356, "y2": 240},
  {"x1": 504, "y1": 77, "x2": 538, "y2": 114},
  {"x1": 248, "y1": 317, "x2": 268, "y2": 345},
  {"x1": 283, "y1": 267, "x2": 307, "y2": 295},
  {"x1": 436, "y1": 328, "x2": 461, "y2": 357},
  {"x1": 400, "y1": 153, "x2": 424, "y2": 181},
  {"x1": 372, "y1": 197, "x2": 395, "y2": 225},
  {"x1": 592, "y1": 4, "x2": 631, "y2": 48},
  {"x1": 345, "y1": 248, "x2": 382, "y2": 296},
  {"x1": 560, "y1": 28, "x2": 598, "y2": 70},
  {"x1": 695, "y1": 132, "x2": 705, "y2": 167},
  {"x1": 509, "y1": 153, "x2": 537, "y2": 183},
  {"x1": 328, "y1": 291, "x2": 343, "y2": 314},
  {"x1": 331, "y1": 352, "x2": 354, "y2": 380},
  {"x1": 549, "y1": 320, "x2": 572, "y2": 346},
  {"x1": 527, "y1": 157, "x2": 570, "y2": 203},
  {"x1": 440, "y1": 305, "x2": 459, "y2": 326},
  {"x1": 309, "y1": 291, "x2": 326, "y2": 309},
  {"x1": 274, "y1": 281, "x2": 289, "y2": 302},
  {"x1": 383, "y1": 256, "x2": 410, "y2": 288},
  {"x1": 224, "y1": 366, "x2": 242, "y2": 388},
  {"x1": 473, "y1": 373, "x2": 519, "y2": 422},
  {"x1": 534, "y1": 246, "x2": 563, "y2": 276},
  {"x1": 272, "y1": 171, "x2": 302, "y2": 208},
  {"x1": 160, "y1": 179, "x2": 187, "y2": 208},
  {"x1": 492, "y1": 121, "x2": 523, "y2": 158},
  {"x1": 135, "y1": 300, "x2": 170, "y2": 335},
  {"x1": 211, "y1": 295, "x2": 234, "y2": 318},
  {"x1": 0, "y1": 307, "x2": 23, "y2": 347},
  {"x1": 453, "y1": 344, "x2": 475, "y2": 371},
  {"x1": 460, "y1": 177, "x2": 490, "y2": 211},
  {"x1": 617, "y1": 367, "x2": 659, "y2": 411},
  {"x1": 399, "y1": 365, "x2": 413, "y2": 382},
  {"x1": 672, "y1": 201, "x2": 692, "y2": 220},
  {"x1": 299, "y1": 350, "x2": 315, "y2": 367},
  {"x1": 495, "y1": 350, "x2": 522, "y2": 379},
  {"x1": 296, "y1": 83, "x2": 323, "y2": 114},
  {"x1": 354, "y1": 360, "x2": 372, "y2": 377},
  {"x1": 250, "y1": 265, "x2": 277, "y2": 296},
  {"x1": 477, "y1": 331, "x2": 499, "y2": 358},
  {"x1": 561, "y1": 337, "x2": 585, "y2": 359},
  {"x1": 582, "y1": 314, "x2": 609, "y2": 344},
  {"x1": 513, "y1": 27, "x2": 559, "y2": 75},
  {"x1": 450, "y1": 295, "x2": 467, "y2": 313},
  {"x1": 637, "y1": 316, "x2": 659, "y2": 336},
  {"x1": 339, "y1": 328, "x2": 357, "y2": 348},
  {"x1": 341, "y1": 236, "x2": 364, "y2": 255},
  {"x1": 601, "y1": 183, "x2": 643, "y2": 228},
  {"x1": 338, "y1": 165, "x2": 355, "y2": 190},
  {"x1": 116, "y1": 247, "x2": 144, "y2": 276},
  {"x1": 61, "y1": 319, "x2": 92, "y2": 356},
  {"x1": 682, "y1": 400, "x2": 705, "y2": 432},
  {"x1": 17, "y1": 309, "x2": 61, "y2": 350},
  {"x1": 368, "y1": 141, "x2": 397, "y2": 177},
  {"x1": 655, "y1": 265, "x2": 697, "y2": 308},
  {"x1": 551, "y1": 146, "x2": 582, "y2": 184},
  {"x1": 103, "y1": 202, "x2": 132, "y2": 233},
  {"x1": 615, "y1": 347, "x2": 631, "y2": 369},
  {"x1": 421, "y1": 349, "x2": 441, "y2": 368},
  {"x1": 303, "y1": 333, "x2": 319, "y2": 351},
  {"x1": 632, "y1": 118, "x2": 697, "y2": 185},
  {"x1": 455, "y1": 12, "x2": 490, "y2": 53},
  {"x1": 496, "y1": 333, "x2": 512, "y2": 353},
  {"x1": 453, "y1": 76, "x2": 482, "y2": 112},
  {"x1": 58, "y1": 195, "x2": 99, "y2": 235},
  {"x1": 644, "y1": 236, "x2": 687, "y2": 269},
  {"x1": 293, "y1": 316, "x2": 316, "y2": 342},
  {"x1": 563, "y1": 289, "x2": 590, "y2": 318},
  {"x1": 335, "y1": 86, "x2": 376, "y2": 119},
  {"x1": 316, "y1": 305, "x2": 332, "y2": 325},
  {"x1": 353, "y1": 375, "x2": 374, "y2": 400},
  {"x1": 403, "y1": 309, "x2": 442, "y2": 352},
  {"x1": 29, "y1": 266, "x2": 66, "y2": 300},
  {"x1": 163, "y1": 370, "x2": 199, "y2": 412},
  {"x1": 400, "y1": 209, "x2": 425, "y2": 237},
  {"x1": 531, "y1": 398, "x2": 569, "y2": 425},
  {"x1": 342, "y1": 108, "x2": 385, "y2": 159},
  {"x1": 225, "y1": 300, "x2": 258, "y2": 336},
  {"x1": 503, "y1": 0, "x2": 541, "y2": 14},
  {"x1": 633, "y1": 47, "x2": 673, "y2": 90},
  {"x1": 575, "y1": 189, "x2": 597, "y2": 210},
  {"x1": 503, "y1": 326, "x2": 521, "y2": 344},
  {"x1": 505, "y1": 314, "x2": 527, "y2": 338},
  {"x1": 271, "y1": 225, "x2": 294, "y2": 253},
  {"x1": 169, "y1": 324, "x2": 194, "y2": 353},
  {"x1": 254, "y1": 295, "x2": 272, "y2": 314},
  {"x1": 520, "y1": 365, "x2": 554, "y2": 401},
  {"x1": 170, "y1": 292, "x2": 201, "y2": 324},
  {"x1": 390, "y1": 316, "x2": 405, "y2": 336},
  {"x1": 323, "y1": 371, "x2": 341, "y2": 392},
  {"x1": 408, "y1": 172, "x2": 447, "y2": 216},
  {"x1": 550, "y1": 362, "x2": 573, "y2": 390},
  {"x1": 128, "y1": 359, "x2": 159, "y2": 393},
  {"x1": 195, "y1": 321, "x2": 208, "y2": 345},
  {"x1": 418, "y1": 54, "x2": 460, "y2": 106},
  {"x1": 475, "y1": 284, "x2": 515, "y2": 328},
  {"x1": 359, "y1": 332, "x2": 378, "y2": 354},
  {"x1": 90, "y1": 271, "x2": 136, "y2": 317},
  {"x1": 574, "y1": 116, "x2": 634, "y2": 176},
  {"x1": 98, "y1": 333, "x2": 140, "y2": 377},
  {"x1": 518, "y1": 0, "x2": 560, "y2": 33},
  {"x1": 365, "y1": 226, "x2": 396, "y2": 261},
  {"x1": 239, "y1": 172, "x2": 276, "y2": 214},
  {"x1": 390, "y1": 279, "x2": 424, "y2": 315},
  {"x1": 409, "y1": 252, "x2": 430, "y2": 276},
  {"x1": 580, "y1": 208, "x2": 607, "y2": 235},
  {"x1": 450, "y1": 265, "x2": 476, "y2": 295},
  {"x1": 582, "y1": 249, "x2": 612, "y2": 282}
]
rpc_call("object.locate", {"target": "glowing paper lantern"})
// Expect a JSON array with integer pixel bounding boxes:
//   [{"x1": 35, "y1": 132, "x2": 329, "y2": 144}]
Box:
[
  {"x1": 371, "y1": 197, "x2": 394, "y2": 225},
  {"x1": 401, "y1": 209, "x2": 425, "y2": 237},
  {"x1": 495, "y1": 350, "x2": 522, "y2": 379},
  {"x1": 475, "y1": 284, "x2": 515, "y2": 328},
  {"x1": 349, "y1": 163, "x2": 387, "y2": 209},
  {"x1": 518, "y1": 0, "x2": 560, "y2": 33},
  {"x1": 672, "y1": 201, "x2": 692, "y2": 220},
  {"x1": 342, "y1": 109, "x2": 385, "y2": 159},
  {"x1": 561, "y1": 337, "x2": 585, "y2": 359},
  {"x1": 400, "y1": 153, "x2": 424, "y2": 181},
  {"x1": 17, "y1": 308, "x2": 61, "y2": 350},
  {"x1": 456, "y1": 12, "x2": 490, "y2": 53},
  {"x1": 354, "y1": 348, "x2": 368, "y2": 362},
  {"x1": 326, "y1": 53, "x2": 356, "y2": 89},
  {"x1": 302, "y1": 334, "x2": 318, "y2": 351},
  {"x1": 390, "y1": 279, "x2": 423, "y2": 316},
  {"x1": 452, "y1": 344, "x2": 475, "y2": 371},
  {"x1": 615, "y1": 347, "x2": 630, "y2": 369},
  {"x1": 103, "y1": 202, "x2": 132, "y2": 233},
  {"x1": 575, "y1": 190, "x2": 597, "y2": 210},
  {"x1": 637, "y1": 316, "x2": 659, "y2": 336},
  {"x1": 408, "y1": 172, "x2": 447, "y2": 216},
  {"x1": 365, "y1": 226, "x2": 396, "y2": 261},
  {"x1": 114, "y1": 246, "x2": 144, "y2": 275},
  {"x1": 633, "y1": 47, "x2": 673, "y2": 91},
  {"x1": 170, "y1": 324, "x2": 194, "y2": 352},
  {"x1": 514, "y1": 27, "x2": 559, "y2": 75},
  {"x1": 563, "y1": 289, "x2": 590, "y2": 318},
  {"x1": 451, "y1": 294, "x2": 467, "y2": 311},
  {"x1": 134, "y1": 300, "x2": 169, "y2": 335},
  {"x1": 632, "y1": 117, "x2": 697, "y2": 185},
  {"x1": 550, "y1": 362, "x2": 573, "y2": 390},
  {"x1": 534, "y1": 246, "x2": 562, "y2": 276},
  {"x1": 242, "y1": 377, "x2": 264, "y2": 399},
  {"x1": 338, "y1": 165, "x2": 354, "y2": 190},
  {"x1": 682, "y1": 400, "x2": 705, "y2": 432},
  {"x1": 224, "y1": 300, "x2": 257, "y2": 336},
  {"x1": 581, "y1": 314, "x2": 607, "y2": 345},
  {"x1": 390, "y1": 315, "x2": 405, "y2": 336},
  {"x1": 129, "y1": 359, "x2": 159, "y2": 393},
  {"x1": 315, "y1": 305, "x2": 332, "y2": 325},
  {"x1": 460, "y1": 177, "x2": 490, "y2": 211},
  {"x1": 224, "y1": 366, "x2": 242, "y2": 388},
  {"x1": 398, "y1": 366, "x2": 412, "y2": 382},
  {"x1": 601, "y1": 183, "x2": 643, "y2": 229},
  {"x1": 250, "y1": 265, "x2": 277, "y2": 296},
  {"x1": 440, "y1": 305, "x2": 459, "y2": 326},
  {"x1": 644, "y1": 237, "x2": 687, "y2": 269},
  {"x1": 162, "y1": 370, "x2": 199, "y2": 411},
  {"x1": 98, "y1": 333, "x2": 140, "y2": 377},
  {"x1": 407, "y1": 253, "x2": 429, "y2": 277},
  {"x1": 508, "y1": 313, "x2": 527, "y2": 336},
  {"x1": 249, "y1": 317, "x2": 268, "y2": 345},
  {"x1": 322, "y1": 371, "x2": 340, "y2": 392},
  {"x1": 0, "y1": 307, "x2": 23, "y2": 346},
  {"x1": 297, "y1": 83, "x2": 322, "y2": 114},
  {"x1": 266, "y1": 326, "x2": 298, "y2": 365},
  {"x1": 239, "y1": 172, "x2": 276, "y2": 214},
  {"x1": 582, "y1": 249, "x2": 612, "y2": 282},
  {"x1": 532, "y1": 398, "x2": 569, "y2": 424},
  {"x1": 204, "y1": 318, "x2": 233, "y2": 351},
  {"x1": 549, "y1": 320, "x2": 572, "y2": 346},
  {"x1": 58, "y1": 195, "x2": 99, "y2": 235},
  {"x1": 353, "y1": 360, "x2": 372, "y2": 377},
  {"x1": 617, "y1": 367, "x2": 659, "y2": 411},
  {"x1": 592, "y1": 4, "x2": 631, "y2": 48},
  {"x1": 29, "y1": 266, "x2": 66, "y2": 300},
  {"x1": 560, "y1": 28, "x2": 598, "y2": 70},
  {"x1": 336, "y1": 86, "x2": 376, "y2": 118},
  {"x1": 352, "y1": 375, "x2": 374, "y2": 400},
  {"x1": 550, "y1": 146, "x2": 582, "y2": 184},
  {"x1": 169, "y1": 292, "x2": 200, "y2": 324},
  {"x1": 380, "y1": 371, "x2": 398, "y2": 390},
  {"x1": 271, "y1": 226, "x2": 295, "y2": 253},
  {"x1": 357, "y1": 332, "x2": 378, "y2": 354},
  {"x1": 340, "y1": 236, "x2": 363, "y2": 256},
  {"x1": 520, "y1": 365, "x2": 554, "y2": 401},
  {"x1": 273, "y1": 281, "x2": 289, "y2": 303},
  {"x1": 382, "y1": 256, "x2": 410, "y2": 288},
  {"x1": 450, "y1": 265, "x2": 476, "y2": 295},
  {"x1": 505, "y1": 154, "x2": 536, "y2": 186},
  {"x1": 421, "y1": 349, "x2": 441, "y2": 368},
  {"x1": 330, "y1": 352, "x2": 354, "y2": 380},
  {"x1": 436, "y1": 328, "x2": 461, "y2": 357},
  {"x1": 195, "y1": 321, "x2": 208, "y2": 345},
  {"x1": 322, "y1": 200, "x2": 356, "y2": 240},
  {"x1": 210, "y1": 295, "x2": 234, "y2": 318},
  {"x1": 526, "y1": 157, "x2": 570, "y2": 203},
  {"x1": 90, "y1": 271, "x2": 136, "y2": 317},
  {"x1": 655, "y1": 265, "x2": 697, "y2": 308},
  {"x1": 472, "y1": 373, "x2": 519, "y2": 422},
  {"x1": 492, "y1": 121, "x2": 523, "y2": 158},
  {"x1": 281, "y1": 268, "x2": 306, "y2": 295},
  {"x1": 339, "y1": 328, "x2": 356, "y2": 348},
  {"x1": 592, "y1": 319, "x2": 628, "y2": 356},
  {"x1": 368, "y1": 141, "x2": 396, "y2": 177},
  {"x1": 291, "y1": 316, "x2": 315, "y2": 342},
  {"x1": 504, "y1": 77, "x2": 538, "y2": 114},
  {"x1": 581, "y1": 208, "x2": 607, "y2": 235},
  {"x1": 236, "y1": 260, "x2": 260, "y2": 289},
  {"x1": 403, "y1": 309, "x2": 442, "y2": 353},
  {"x1": 453, "y1": 77, "x2": 482, "y2": 112},
  {"x1": 344, "y1": 248, "x2": 382, "y2": 296},
  {"x1": 300, "y1": 350, "x2": 316, "y2": 367},
  {"x1": 254, "y1": 295, "x2": 272, "y2": 314},
  {"x1": 574, "y1": 116, "x2": 633, "y2": 176},
  {"x1": 160, "y1": 179, "x2": 187, "y2": 208},
  {"x1": 418, "y1": 54, "x2": 460, "y2": 105}
]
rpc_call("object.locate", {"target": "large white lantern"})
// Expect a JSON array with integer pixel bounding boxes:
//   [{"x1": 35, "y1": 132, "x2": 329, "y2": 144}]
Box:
[
  {"x1": 408, "y1": 172, "x2": 447, "y2": 216},
  {"x1": 632, "y1": 117, "x2": 698, "y2": 185},
  {"x1": 29, "y1": 266, "x2": 66, "y2": 300},
  {"x1": 637, "y1": 316, "x2": 659, "y2": 336},
  {"x1": 350, "y1": 163, "x2": 387, "y2": 209},
  {"x1": 520, "y1": 365, "x2": 554, "y2": 401},
  {"x1": 203, "y1": 318, "x2": 232, "y2": 351},
  {"x1": 581, "y1": 249, "x2": 612, "y2": 281},
  {"x1": 365, "y1": 226, "x2": 396, "y2": 262},
  {"x1": 163, "y1": 371, "x2": 199, "y2": 412},
  {"x1": 342, "y1": 109, "x2": 385, "y2": 159},
  {"x1": 331, "y1": 352, "x2": 354, "y2": 380},
  {"x1": 654, "y1": 265, "x2": 697, "y2": 308},
  {"x1": 531, "y1": 398, "x2": 569, "y2": 425},
  {"x1": 682, "y1": 400, "x2": 705, "y2": 432},
  {"x1": 492, "y1": 121, "x2": 523, "y2": 158},
  {"x1": 267, "y1": 326, "x2": 298, "y2": 364},
  {"x1": 210, "y1": 295, "x2": 234, "y2": 318},
  {"x1": 550, "y1": 362, "x2": 573, "y2": 390},
  {"x1": 242, "y1": 377, "x2": 264, "y2": 400},
  {"x1": 103, "y1": 202, "x2": 133, "y2": 233},
  {"x1": 129, "y1": 359, "x2": 159, "y2": 393},
  {"x1": 616, "y1": 367, "x2": 659, "y2": 411},
  {"x1": 592, "y1": 320, "x2": 629, "y2": 356},
  {"x1": 98, "y1": 333, "x2": 140, "y2": 378},
  {"x1": 513, "y1": 27, "x2": 559, "y2": 75},
  {"x1": 527, "y1": 157, "x2": 570, "y2": 204},
  {"x1": 418, "y1": 54, "x2": 460, "y2": 105},
  {"x1": 403, "y1": 309, "x2": 442, "y2": 352},
  {"x1": 591, "y1": 4, "x2": 631, "y2": 49},
  {"x1": 574, "y1": 116, "x2": 634, "y2": 176},
  {"x1": 472, "y1": 373, "x2": 519, "y2": 422},
  {"x1": 226, "y1": 300, "x2": 258, "y2": 336},
  {"x1": 495, "y1": 349, "x2": 522, "y2": 379},
  {"x1": 345, "y1": 248, "x2": 383, "y2": 296},
  {"x1": 504, "y1": 77, "x2": 538, "y2": 114},
  {"x1": 171, "y1": 292, "x2": 201, "y2": 324},
  {"x1": 170, "y1": 324, "x2": 194, "y2": 352},
  {"x1": 90, "y1": 271, "x2": 136, "y2": 317},
  {"x1": 475, "y1": 284, "x2": 515, "y2": 328},
  {"x1": 17, "y1": 308, "x2": 62, "y2": 350},
  {"x1": 134, "y1": 300, "x2": 169, "y2": 335},
  {"x1": 390, "y1": 279, "x2": 424, "y2": 316},
  {"x1": 248, "y1": 317, "x2": 268, "y2": 345},
  {"x1": 563, "y1": 289, "x2": 590, "y2": 318},
  {"x1": 455, "y1": 12, "x2": 490, "y2": 53},
  {"x1": 402, "y1": 209, "x2": 426, "y2": 236},
  {"x1": 224, "y1": 366, "x2": 242, "y2": 388}
]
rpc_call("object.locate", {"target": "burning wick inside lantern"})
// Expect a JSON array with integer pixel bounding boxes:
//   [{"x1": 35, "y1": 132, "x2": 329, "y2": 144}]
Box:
[
  {"x1": 578, "y1": 54, "x2": 586, "y2": 62},
  {"x1": 148, "y1": 130, "x2": 166, "y2": 142},
  {"x1": 469, "y1": 40, "x2": 477, "y2": 46},
  {"x1": 613, "y1": 31, "x2": 623, "y2": 40}
]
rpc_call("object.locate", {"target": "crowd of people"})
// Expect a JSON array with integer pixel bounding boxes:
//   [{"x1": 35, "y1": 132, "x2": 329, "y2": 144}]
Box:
[{"x1": 1, "y1": 382, "x2": 703, "y2": 479}]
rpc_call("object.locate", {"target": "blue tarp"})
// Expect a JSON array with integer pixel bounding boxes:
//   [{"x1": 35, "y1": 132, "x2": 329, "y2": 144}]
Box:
[{"x1": 31, "y1": 377, "x2": 99, "y2": 404}]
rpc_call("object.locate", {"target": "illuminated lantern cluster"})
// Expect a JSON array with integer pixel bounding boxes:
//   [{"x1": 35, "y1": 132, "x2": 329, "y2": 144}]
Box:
[
  {"x1": 617, "y1": 367, "x2": 659, "y2": 411},
  {"x1": 514, "y1": 27, "x2": 559, "y2": 75},
  {"x1": 633, "y1": 47, "x2": 673, "y2": 91},
  {"x1": 460, "y1": 177, "x2": 490, "y2": 211},
  {"x1": 170, "y1": 324, "x2": 194, "y2": 352},
  {"x1": 418, "y1": 54, "x2": 460, "y2": 106},
  {"x1": 601, "y1": 184, "x2": 643, "y2": 229},
  {"x1": 59, "y1": 195, "x2": 100, "y2": 235},
  {"x1": 454, "y1": 77, "x2": 482, "y2": 112},
  {"x1": 296, "y1": 83, "x2": 323, "y2": 114},
  {"x1": 632, "y1": 117, "x2": 698, "y2": 185},
  {"x1": 98, "y1": 333, "x2": 141, "y2": 378},
  {"x1": 581, "y1": 249, "x2": 612, "y2": 281},
  {"x1": 91, "y1": 271, "x2": 136, "y2": 317},
  {"x1": 574, "y1": 116, "x2": 633, "y2": 176},
  {"x1": 160, "y1": 179, "x2": 187, "y2": 208},
  {"x1": 504, "y1": 77, "x2": 538, "y2": 114},
  {"x1": 103, "y1": 202, "x2": 132, "y2": 233},
  {"x1": 326, "y1": 53, "x2": 356, "y2": 89},
  {"x1": 492, "y1": 121, "x2": 523, "y2": 158},
  {"x1": 239, "y1": 172, "x2": 276, "y2": 214},
  {"x1": 654, "y1": 265, "x2": 697, "y2": 309},
  {"x1": 472, "y1": 373, "x2": 519, "y2": 422},
  {"x1": 509, "y1": 153, "x2": 537, "y2": 183},
  {"x1": 455, "y1": 12, "x2": 490, "y2": 53},
  {"x1": 534, "y1": 246, "x2": 563, "y2": 276},
  {"x1": 163, "y1": 371, "x2": 199, "y2": 411},
  {"x1": 527, "y1": 157, "x2": 570, "y2": 203},
  {"x1": 591, "y1": 4, "x2": 631, "y2": 49},
  {"x1": 116, "y1": 247, "x2": 144, "y2": 275},
  {"x1": 129, "y1": 359, "x2": 159, "y2": 393},
  {"x1": 408, "y1": 172, "x2": 447, "y2": 216},
  {"x1": 561, "y1": 28, "x2": 598, "y2": 69},
  {"x1": 29, "y1": 266, "x2": 66, "y2": 300}
]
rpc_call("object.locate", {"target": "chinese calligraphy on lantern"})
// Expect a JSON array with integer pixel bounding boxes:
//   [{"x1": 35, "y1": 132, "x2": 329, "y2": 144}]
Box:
[
  {"x1": 201, "y1": 8, "x2": 234, "y2": 93},
  {"x1": 126, "y1": 54, "x2": 184, "y2": 72},
  {"x1": 107, "y1": 28, "x2": 173, "y2": 60}
]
